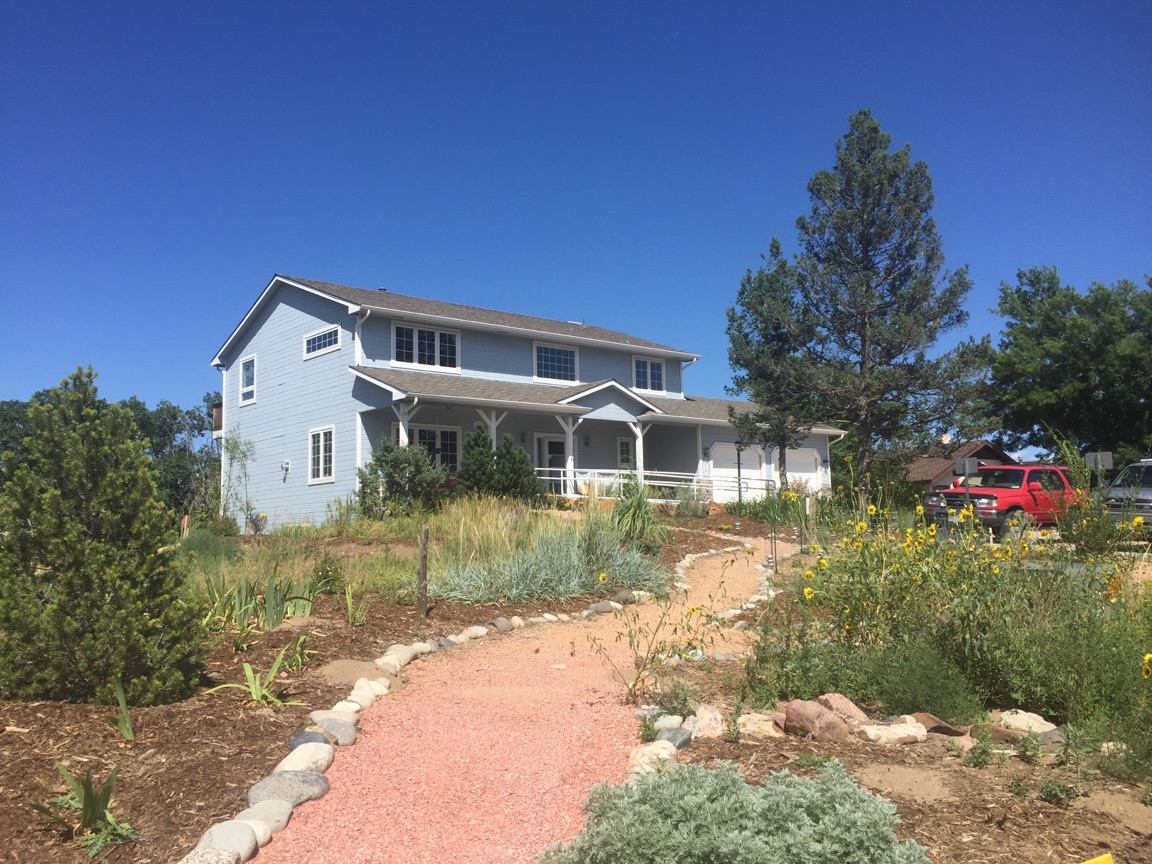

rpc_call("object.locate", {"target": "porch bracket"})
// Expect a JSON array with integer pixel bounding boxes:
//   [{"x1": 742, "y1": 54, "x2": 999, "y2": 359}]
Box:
[
  {"x1": 476, "y1": 409, "x2": 508, "y2": 448},
  {"x1": 626, "y1": 421, "x2": 651, "y2": 484},
  {"x1": 554, "y1": 415, "x2": 584, "y2": 495},
  {"x1": 391, "y1": 399, "x2": 422, "y2": 447}
]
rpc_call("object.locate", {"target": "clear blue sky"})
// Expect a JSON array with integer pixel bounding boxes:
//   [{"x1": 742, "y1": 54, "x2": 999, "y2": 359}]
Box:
[{"x1": 3, "y1": 2, "x2": 1149, "y2": 411}]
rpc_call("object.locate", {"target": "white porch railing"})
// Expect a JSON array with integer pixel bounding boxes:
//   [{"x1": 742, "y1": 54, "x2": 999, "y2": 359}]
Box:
[{"x1": 534, "y1": 468, "x2": 775, "y2": 503}]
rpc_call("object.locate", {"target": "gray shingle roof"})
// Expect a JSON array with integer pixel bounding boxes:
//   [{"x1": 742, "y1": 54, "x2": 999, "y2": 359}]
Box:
[
  {"x1": 351, "y1": 366, "x2": 597, "y2": 411},
  {"x1": 285, "y1": 275, "x2": 695, "y2": 357}
]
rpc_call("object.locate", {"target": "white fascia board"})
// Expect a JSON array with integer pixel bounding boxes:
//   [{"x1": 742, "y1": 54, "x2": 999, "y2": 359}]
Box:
[
  {"x1": 211, "y1": 275, "x2": 362, "y2": 368},
  {"x1": 556, "y1": 380, "x2": 663, "y2": 414},
  {"x1": 358, "y1": 302, "x2": 698, "y2": 363}
]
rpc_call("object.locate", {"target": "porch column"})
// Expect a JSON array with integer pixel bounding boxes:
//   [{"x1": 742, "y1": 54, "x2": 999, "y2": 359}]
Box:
[
  {"x1": 391, "y1": 401, "x2": 422, "y2": 446},
  {"x1": 554, "y1": 416, "x2": 583, "y2": 495},
  {"x1": 476, "y1": 409, "x2": 508, "y2": 448},
  {"x1": 626, "y1": 421, "x2": 651, "y2": 484}
]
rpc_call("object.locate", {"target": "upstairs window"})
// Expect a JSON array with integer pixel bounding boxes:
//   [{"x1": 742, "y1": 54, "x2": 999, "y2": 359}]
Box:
[
  {"x1": 304, "y1": 326, "x2": 340, "y2": 358},
  {"x1": 394, "y1": 324, "x2": 458, "y2": 370},
  {"x1": 239, "y1": 355, "x2": 256, "y2": 404},
  {"x1": 309, "y1": 426, "x2": 334, "y2": 483},
  {"x1": 634, "y1": 357, "x2": 664, "y2": 392},
  {"x1": 535, "y1": 343, "x2": 577, "y2": 381}
]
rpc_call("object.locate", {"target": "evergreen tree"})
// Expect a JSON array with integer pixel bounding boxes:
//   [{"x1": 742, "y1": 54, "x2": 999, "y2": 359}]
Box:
[
  {"x1": 456, "y1": 422, "x2": 497, "y2": 494},
  {"x1": 0, "y1": 368, "x2": 205, "y2": 705},
  {"x1": 492, "y1": 434, "x2": 544, "y2": 501}
]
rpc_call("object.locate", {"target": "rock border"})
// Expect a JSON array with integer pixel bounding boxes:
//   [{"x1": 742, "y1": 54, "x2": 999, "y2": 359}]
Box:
[{"x1": 178, "y1": 540, "x2": 777, "y2": 863}]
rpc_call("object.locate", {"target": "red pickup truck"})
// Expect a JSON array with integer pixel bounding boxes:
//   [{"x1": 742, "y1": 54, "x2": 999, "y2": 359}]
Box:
[{"x1": 924, "y1": 464, "x2": 1077, "y2": 535}]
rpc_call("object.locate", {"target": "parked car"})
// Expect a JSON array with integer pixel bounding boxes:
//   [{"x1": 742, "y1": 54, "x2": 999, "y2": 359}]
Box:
[
  {"x1": 924, "y1": 464, "x2": 1076, "y2": 535},
  {"x1": 1103, "y1": 458, "x2": 1152, "y2": 532}
]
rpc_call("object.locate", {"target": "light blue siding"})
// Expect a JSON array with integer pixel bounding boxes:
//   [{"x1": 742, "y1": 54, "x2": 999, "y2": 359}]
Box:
[
  {"x1": 219, "y1": 286, "x2": 362, "y2": 529},
  {"x1": 645, "y1": 426, "x2": 700, "y2": 474}
]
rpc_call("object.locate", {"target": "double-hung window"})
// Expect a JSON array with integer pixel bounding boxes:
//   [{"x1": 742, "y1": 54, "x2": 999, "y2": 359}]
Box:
[
  {"x1": 309, "y1": 426, "x2": 334, "y2": 484},
  {"x1": 239, "y1": 355, "x2": 256, "y2": 404},
  {"x1": 304, "y1": 325, "x2": 340, "y2": 358},
  {"x1": 535, "y1": 342, "x2": 577, "y2": 381},
  {"x1": 394, "y1": 323, "x2": 458, "y2": 370},
  {"x1": 634, "y1": 357, "x2": 664, "y2": 392}
]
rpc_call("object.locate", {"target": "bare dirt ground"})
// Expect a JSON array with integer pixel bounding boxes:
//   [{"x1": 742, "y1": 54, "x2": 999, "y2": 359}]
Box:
[{"x1": 2, "y1": 517, "x2": 1150, "y2": 863}]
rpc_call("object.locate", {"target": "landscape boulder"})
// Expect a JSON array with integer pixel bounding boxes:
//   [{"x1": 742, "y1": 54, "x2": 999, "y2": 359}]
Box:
[{"x1": 784, "y1": 699, "x2": 851, "y2": 742}]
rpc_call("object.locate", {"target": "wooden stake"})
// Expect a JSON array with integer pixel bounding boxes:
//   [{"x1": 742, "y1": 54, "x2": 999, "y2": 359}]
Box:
[{"x1": 416, "y1": 524, "x2": 429, "y2": 619}]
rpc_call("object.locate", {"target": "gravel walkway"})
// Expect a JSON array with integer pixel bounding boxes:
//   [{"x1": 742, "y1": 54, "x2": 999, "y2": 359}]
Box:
[{"x1": 252, "y1": 536, "x2": 788, "y2": 864}]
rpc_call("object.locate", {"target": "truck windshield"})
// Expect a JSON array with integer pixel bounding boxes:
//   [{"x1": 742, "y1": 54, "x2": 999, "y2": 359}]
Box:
[
  {"x1": 1111, "y1": 464, "x2": 1152, "y2": 488},
  {"x1": 980, "y1": 469, "x2": 1025, "y2": 489}
]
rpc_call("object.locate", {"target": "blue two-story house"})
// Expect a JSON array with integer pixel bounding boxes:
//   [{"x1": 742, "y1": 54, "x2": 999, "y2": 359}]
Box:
[{"x1": 211, "y1": 275, "x2": 844, "y2": 528}]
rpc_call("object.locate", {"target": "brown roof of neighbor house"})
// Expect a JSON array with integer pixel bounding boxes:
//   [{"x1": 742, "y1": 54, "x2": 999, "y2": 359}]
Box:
[
  {"x1": 905, "y1": 440, "x2": 1016, "y2": 484},
  {"x1": 285, "y1": 276, "x2": 696, "y2": 358}
]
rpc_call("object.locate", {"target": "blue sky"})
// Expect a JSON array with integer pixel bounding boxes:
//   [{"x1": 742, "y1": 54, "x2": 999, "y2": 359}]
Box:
[{"x1": 2, "y1": 2, "x2": 1149, "y2": 411}]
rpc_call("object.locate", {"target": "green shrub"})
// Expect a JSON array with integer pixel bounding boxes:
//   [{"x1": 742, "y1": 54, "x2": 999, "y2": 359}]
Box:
[
  {"x1": 455, "y1": 422, "x2": 497, "y2": 495},
  {"x1": 871, "y1": 639, "x2": 983, "y2": 723},
  {"x1": 673, "y1": 483, "x2": 709, "y2": 518},
  {"x1": 357, "y1": 438, "x2": 447, "y2": 517},
  {"x1": 539, "y1": 761, "x2": 925, "y2": 864},
  {"x1": 492, "y1": 434, "x2": 544, "y2": 501},
  {"x1": 611, "y1": 473, "x2": 669, "y2": 553},
  {"x1": 0, "y1": 368, "x2": 206, "y2": 706}
]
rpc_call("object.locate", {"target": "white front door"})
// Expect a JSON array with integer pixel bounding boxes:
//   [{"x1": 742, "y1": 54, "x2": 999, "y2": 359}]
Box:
[{"x1": 537, "y1": 436, "x2": 566, "y2": 494}]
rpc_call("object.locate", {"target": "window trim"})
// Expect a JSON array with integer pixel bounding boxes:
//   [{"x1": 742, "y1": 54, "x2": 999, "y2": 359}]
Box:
[
  {"x1": 632, "y1": 356, "x2": 666, "y2": 393},
  {"x1": 533, "y1": 341, "x2": 579, "y2": 383},
  {"x1": 238, "y1": 354, "x2": 257, "y2": 405},
  {"x1": 308, "y1": 425, "x2": 335, "y2": 485},
  {"x1": 303, "y1": 324, "x2": 341, "y2": 359},
  {"x1": 391, "y1": 321, "x2": 461, "y2": 373},
  {"x1": 392, "y1": 422, "x2": 461, "y2": 472}
]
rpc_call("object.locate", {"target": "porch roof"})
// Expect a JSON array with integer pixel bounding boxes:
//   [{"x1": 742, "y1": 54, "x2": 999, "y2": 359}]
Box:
[
  {"x1": 640, "y1": 394, "x2": 845, "y2": 437},
  {"x1": 351, "y1": 366, "x2": 591, "y2": 414}
]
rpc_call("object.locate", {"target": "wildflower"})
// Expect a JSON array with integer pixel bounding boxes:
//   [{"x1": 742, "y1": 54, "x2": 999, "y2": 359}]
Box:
[
  {"x1": 927, "y1": 524, "x2": 937, "y2": 537},
  {"x1": 1135, "y1": 516, "x2": 1145, "y2": 529},
  {"x1": 689, "y1": 606, "x2": 698, "y2": 615},
  {"x1": 809, "y1": 543, "x2": 818, "y2": 554},
  {"x1": 844, "y1": 455, "x2": 853, "y2": 463},
  {"x1": 992, "y1": 565, "x2": 1000, "y2": 574},
  {"x1": 915, "y1": 504, "x2": 924, "y2": 516},
  {"x1": 598, "y1": 572, "x2": 606, "y2": 583},
  {"x1": 803, "y1": 586, "x2": 815, "y2": 600},
  {"x1": 818, "y1": 558, "x2": 828, "y2": 570},
  {"x1": 1144, "y1": 653, "x2": 1152, "y2": 679},
  {"x1": 867, "y1": 504, "x2": 877, "y2": 516},
  {"x1": 803, "y1": 569, "x2": 815, "y2": 580},
  {"x1": 855, "y1": 521, "x2": 867, "y2": 534}
]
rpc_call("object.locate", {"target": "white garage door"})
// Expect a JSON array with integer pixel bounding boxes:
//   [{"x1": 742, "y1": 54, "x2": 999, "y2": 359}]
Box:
[
  {"x1": 784, "y1": 448, "x2": 820, "y2": 491},
  {"x1": 709, "y1": 444, "x2": 764, "y2": 503}
]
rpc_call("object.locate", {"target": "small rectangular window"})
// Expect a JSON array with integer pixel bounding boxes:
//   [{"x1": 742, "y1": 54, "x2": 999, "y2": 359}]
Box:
[
  {"x1": 417, "y1": 329, "x2": 436, "y2": 365},
  {"x1": 536, "y1": 343, "x2": 577, "y2": 381},
  {"x1": 634, "y1": 357, "x2": 664, "y2": 392},
  {"x1": 439, "y1": 332, "x2": 457, "y2": 368},
  {"x1": 617, "y1": 437, "x2": 633, "y2": 468},
  {"x1": 239, "y1": 356, "x2": 256, "y2": 404},
  {"x1": 309, "y1": 427, "x2": 334, "y2": 483},
  {"x1": 304, "y1": 326, "x2": 340, "y2": 357}
]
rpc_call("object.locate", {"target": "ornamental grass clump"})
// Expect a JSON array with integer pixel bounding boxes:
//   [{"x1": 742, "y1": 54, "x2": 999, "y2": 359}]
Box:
[{"x1": 538, "y1": 761, "x2": 925, "y2": 864}]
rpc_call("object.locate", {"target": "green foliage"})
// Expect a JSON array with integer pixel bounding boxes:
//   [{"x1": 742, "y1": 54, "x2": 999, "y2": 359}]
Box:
[
  {"x1": 456, "y1": 424, "x2": 543, "y2": 502},
  {"x1": 283, "y1": 634, "x2": 315, "y2": 671},
  {"x1": 727, "y1": 108, "x2": 986, "y2": 506},
  {"x1": 1036, "y1": 778, "x2": 1079, "y2": 806},
  {"x1": 654, "y1": 682, "x2": 696, "y2": 717},
  {"x1": 357, "y1": 437, "x2": 447, "y2": 517},
  {"x1": 963, "y1": 728, "x2": 993, "y2": 768},
  {"x1": 29, "y1": 762, "x2": 137, "y2": 857},
  {"x1": 990, "y1": 268, "x2": 1152, "y2": 461},
  {"x1": 870, "y1": 640, "x2": 983, "y2": 723},
  {"x1": 672, "y1": 483, "x2": 709, "y2": 517},
  {"x1": 638, "y1": 716, "x2": 657, "y2": 742},
  {"x1": 434, "y1": 515, "x2": 669, "y2": 604},
  {"x1": 205, "y1": 645, "x2": 300, "y2": 707},
  {"x1": 1009, "y1": 778, "x2": 1030, "y2": 797},
  {"x1": 1017, "y1": 732, "x2": 1042, "y2": 766},
  {"x1": 794, "y1": 752, "x2": 836, "y2": 770},
  {"x1": 344, "y1": 584, "x2": 371, "y2": 626},
  {"x1": 104, "y1": 680, "x2": 135, "y2": 741},
  {"x1": 611, "y1": 473, "x2": 669, "y2": 553},
  {"x1": 0, "y1": 368, "x2": 205, "y2": 705},
  {"x1": 538, "y1": 761, "x2": 926, "y2": 864},
  {"x1": 726, "y1": 488, "x2": 807, "y2": 526},
  {"x1": 456, "y1": 422, "x2": 498, "y2": 495}
]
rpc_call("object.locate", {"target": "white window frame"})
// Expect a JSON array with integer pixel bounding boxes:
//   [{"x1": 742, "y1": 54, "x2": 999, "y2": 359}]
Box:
[
  {"x1": 391, "y1": 321, "x2": 461, "y2": 372},
  {"x1": 303, "y1": 325, "x2": 341, "y2": 359},
  {"x1": 391, "y1": 422, "x2": 461, "y2": 471},
  {"x1": 308, "y1": 425, "x2": 335, "y2": 485},
  {"x1": 632, "y1": 356, "x2": 665, "y2": 393},
  {"x1": 533, "y1": 341, "x2": 579, "y2": 383},
  {"x1": 617, "y1": 437, "x2": 634, "y2": 468},
  {"x1": 238, "y1": 354, "x2": 257, "y2": 405}
]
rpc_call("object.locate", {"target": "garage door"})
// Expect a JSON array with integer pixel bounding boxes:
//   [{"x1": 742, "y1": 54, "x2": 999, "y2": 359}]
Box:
[{"x1": 709, "y1": 444, "x2": 764, "y2": 503}]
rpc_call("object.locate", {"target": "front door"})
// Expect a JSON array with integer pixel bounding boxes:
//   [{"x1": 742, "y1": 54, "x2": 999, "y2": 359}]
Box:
[{"x1": 538, "y1": 437, "x2": 567, "y2": 494}]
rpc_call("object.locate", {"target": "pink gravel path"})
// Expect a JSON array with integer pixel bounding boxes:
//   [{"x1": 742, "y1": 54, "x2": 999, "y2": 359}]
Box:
[{"x1": 254, "y1": 536, "x2": 789, "y2": 864}]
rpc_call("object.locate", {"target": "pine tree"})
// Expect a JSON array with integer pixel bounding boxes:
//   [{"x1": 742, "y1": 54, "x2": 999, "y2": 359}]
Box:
[
  {"x1": 0, "y1": 368, "x2": 205, "y2": 705},
  {"x1": 456, "y1": 422, "x2": 497, "y2": 495},
  {"x1": 492, "y1": 434, "x2": 544, "y2": 501}
]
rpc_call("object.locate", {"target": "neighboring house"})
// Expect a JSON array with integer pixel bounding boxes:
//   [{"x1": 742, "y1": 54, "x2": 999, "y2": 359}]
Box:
[
  {"x1": 905, "y1": 440, "x2": 1016, "y2": 493},
  {"x1": 211, "y1": 275, "x2": 845, "y2": 528}
]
